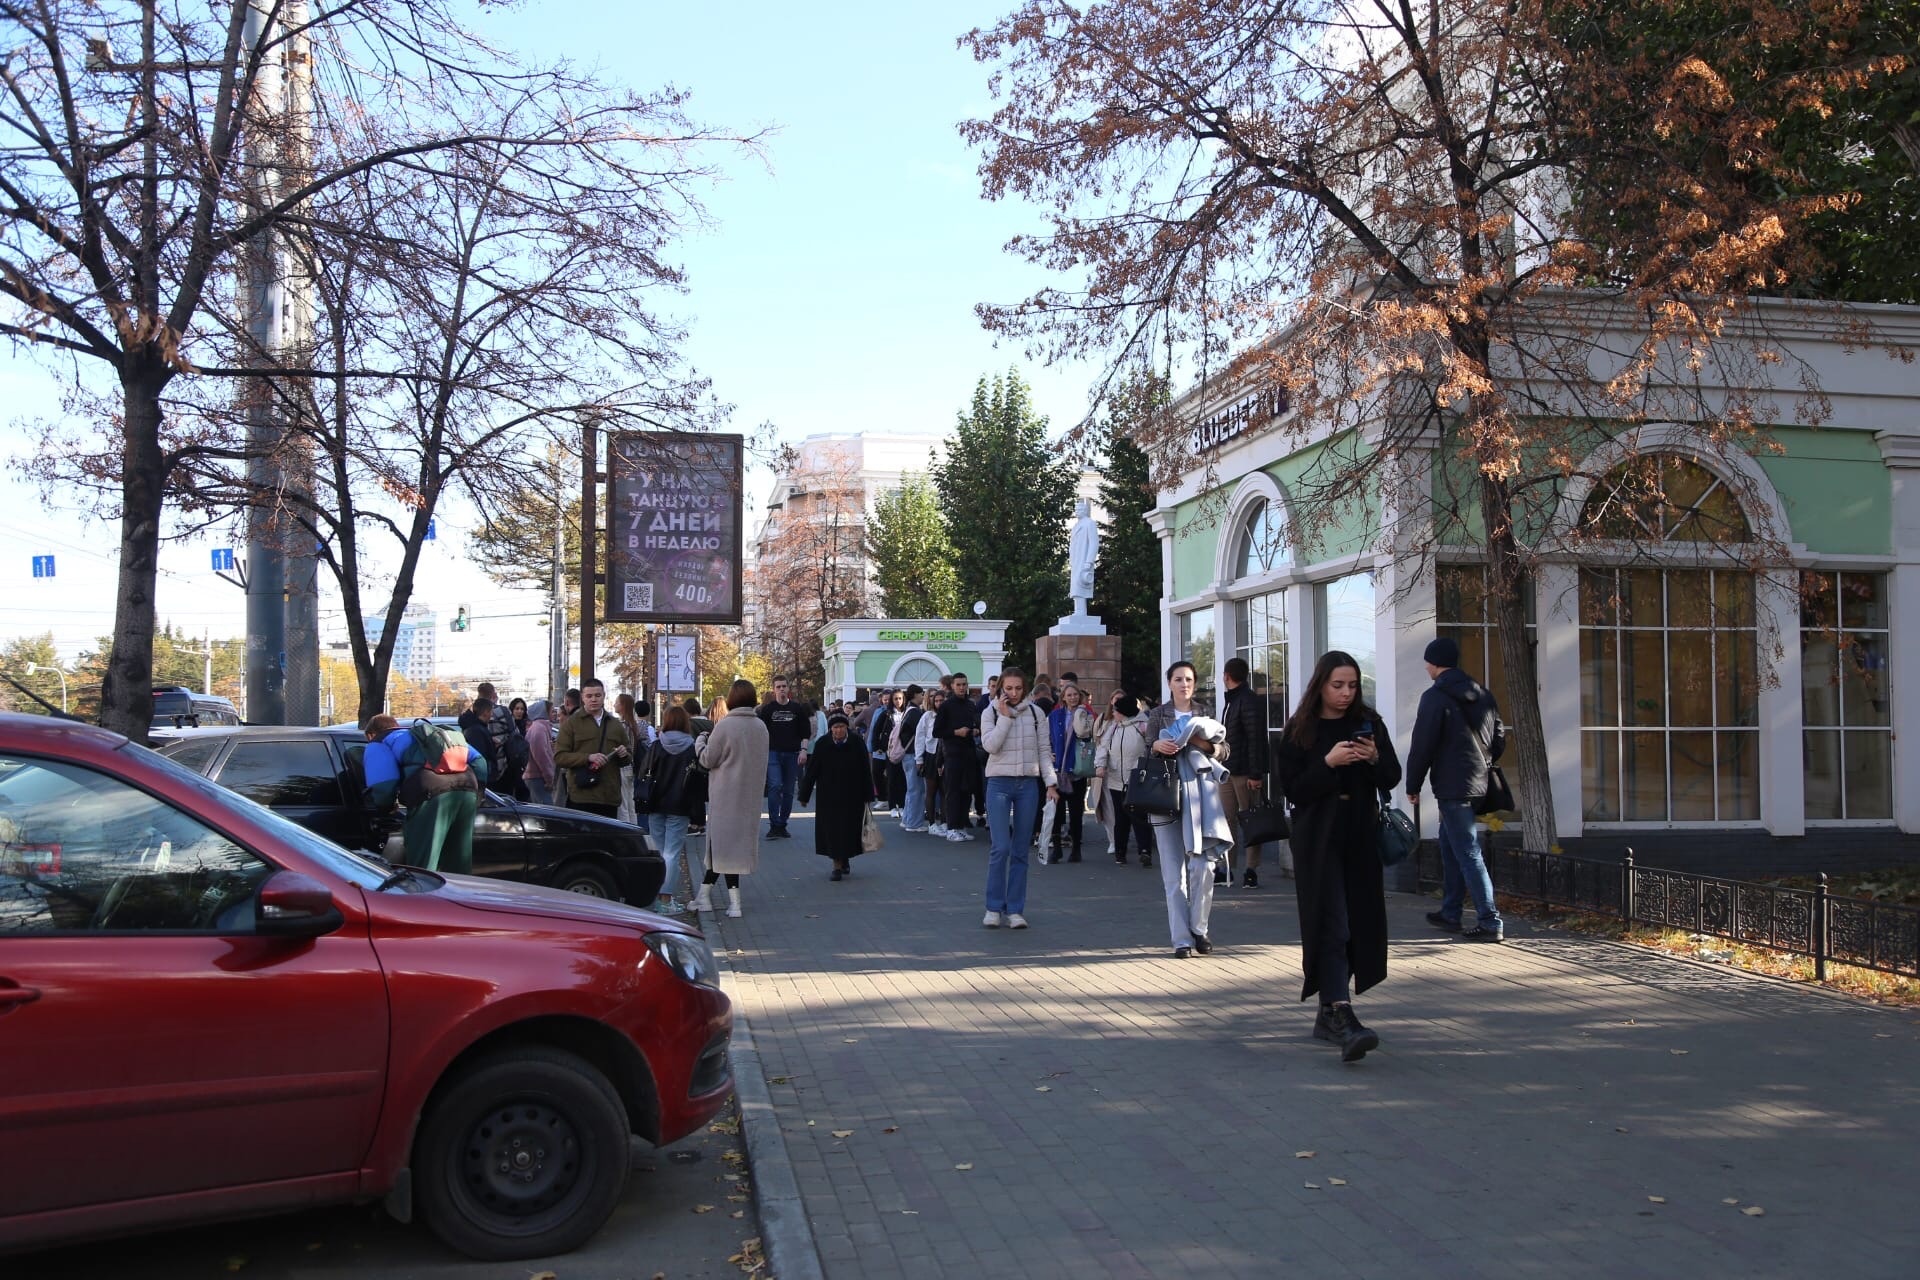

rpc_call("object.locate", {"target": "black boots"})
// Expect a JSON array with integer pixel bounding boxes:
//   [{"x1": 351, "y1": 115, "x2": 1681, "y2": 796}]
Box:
[{"x1": 1315, "y1": 1004, "x2": 1379, "y2": 1062}]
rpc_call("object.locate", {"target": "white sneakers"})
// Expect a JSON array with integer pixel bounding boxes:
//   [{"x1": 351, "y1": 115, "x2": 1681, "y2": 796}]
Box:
[
  {"x1": 983, "y1": 910, "x2": 1028, "y2": 928},
  {"x1": 983, "y1": 910, "x2": 1002, "y2": 928},
  {"x1": 930, "y1": 822, "x2": 948, "y2": 835},
  {"x1": 945, "y1": 829, "x2": 971, "y2": 842},
  {"x1": 888, "y1": 807, "x2": 902, "y2": 819},
  {"x1": 901, "y1": 824, "x2": 928, "y2": 834},
  {"x1": 725, "y1": 886, "x2": 743, "y2": 918},
  {"x1": 1006, "y1": 913, "x2": 1028, "y2": 930}
]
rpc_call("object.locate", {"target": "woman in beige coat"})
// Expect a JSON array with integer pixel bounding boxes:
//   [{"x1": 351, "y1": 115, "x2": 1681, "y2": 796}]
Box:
[{"x1": 693, "y1": 679, "x2": 769, "y2": 918}]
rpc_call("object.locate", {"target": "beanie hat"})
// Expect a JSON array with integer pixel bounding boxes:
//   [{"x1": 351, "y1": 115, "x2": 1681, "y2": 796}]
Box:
[{"x1": 1424, "y1": 637, "x2": 1460, "y2": 668}]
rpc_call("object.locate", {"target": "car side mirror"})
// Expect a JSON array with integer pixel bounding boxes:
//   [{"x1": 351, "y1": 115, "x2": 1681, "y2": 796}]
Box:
[{"x1": 255, "y1": 870, "x2": 345, "y2": 939}]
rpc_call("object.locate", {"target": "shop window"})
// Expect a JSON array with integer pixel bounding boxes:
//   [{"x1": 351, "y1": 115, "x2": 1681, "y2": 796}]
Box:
[
  {"x1": 1581, "y1": 454, "x2": 1752, "y2": 545},
  {"x1": 1801, "y1": 571, "x2": 1892, "y2": 820},
  {"x1": 1314, "y1": 571, "x2": 1377, "y2": 706},
  {"x1": 1435, "y1": 564, "x2": 1537, "y2": 714},
  {"x1": 1176, "y1": 609, "x2": 1217, "y2": 706},
  {"x1": 1232, "y1": 498, "x2": 1290, "y2": 577},
  {"x1": 1578, "y1": 568, "x2": 1759, "y2": 823},
  {"x1": 1232, "y1": 590, "x2": 1290, "y2": 789}
]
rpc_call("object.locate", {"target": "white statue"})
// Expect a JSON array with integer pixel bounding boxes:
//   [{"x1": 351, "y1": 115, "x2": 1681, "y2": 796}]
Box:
[{"x1": 1068, "y1": 498, "x2": 1098, "y2": 614}]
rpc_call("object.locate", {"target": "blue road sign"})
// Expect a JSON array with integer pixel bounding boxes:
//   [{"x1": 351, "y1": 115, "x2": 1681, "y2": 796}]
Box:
[
  {"x1": 426, "y1": 517, "x2": 437, "y2": 542},
  {"x1": 31, "y1": 555, "x2": 54, "y2": 579},
  {"x1": 211, "y1": 548, "x2": 235, "y2": 571}
]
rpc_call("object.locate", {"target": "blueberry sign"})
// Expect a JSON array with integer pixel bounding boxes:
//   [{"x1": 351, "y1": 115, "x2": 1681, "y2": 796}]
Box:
[{"x1": 605, "y1": 431, "x2": 744, "y2": 625}]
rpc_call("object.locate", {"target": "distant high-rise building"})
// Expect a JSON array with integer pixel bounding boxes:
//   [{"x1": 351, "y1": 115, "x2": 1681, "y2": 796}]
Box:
[{"x1": 369, "y1": 604, "x2": 437, "y2": 684}]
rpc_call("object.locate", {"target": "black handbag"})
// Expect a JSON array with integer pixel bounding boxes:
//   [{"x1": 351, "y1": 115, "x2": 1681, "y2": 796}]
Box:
[
  {"x1": 570, "y1": 719, "x2": 610, "y2": 792},
  {"x1": 1376, "y1": 789, "x2": 1417, "y2": 867},
  {"x1": 1124, "y1": 754, "x2": 1179, "y2": 815},
  {"x1": 1474, "y1": 765, "x2": 1515, "y2": 815},
  {"x1": 1237, "y1": 799, "x2": 1290, "y2": 844}
]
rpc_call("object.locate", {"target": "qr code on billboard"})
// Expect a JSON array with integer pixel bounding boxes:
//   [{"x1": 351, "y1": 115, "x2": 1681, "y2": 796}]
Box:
[{"x1": 624, "y1": 583, "x2": 652, "y2": 612}]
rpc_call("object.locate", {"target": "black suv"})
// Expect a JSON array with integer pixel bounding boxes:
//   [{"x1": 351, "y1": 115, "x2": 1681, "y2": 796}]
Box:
[{"x1": 154, "y1": 727, "x2": 664, "y2": 905}]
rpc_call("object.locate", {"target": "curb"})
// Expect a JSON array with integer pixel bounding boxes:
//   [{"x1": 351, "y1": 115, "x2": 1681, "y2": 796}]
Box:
[{"x1": 709, "y1": 922, "x2": 826, "y2": 1280}]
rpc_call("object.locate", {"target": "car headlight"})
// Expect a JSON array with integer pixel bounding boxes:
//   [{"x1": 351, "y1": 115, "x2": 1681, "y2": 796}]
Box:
[{"x1": 644, "y1": 930, "x2": 720, "y2": 988}]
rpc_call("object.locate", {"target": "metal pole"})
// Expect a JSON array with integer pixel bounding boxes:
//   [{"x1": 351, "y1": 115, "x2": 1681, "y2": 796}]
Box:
[
  {"x1": 203, "y1": 627, "x2": 213, "y2": 695},
  {"x1": 581, "y1": 421, "x2": 598, "y2": 684},
  {"x1": 552, "y1": 455, "x2": 568, "y2": 706},
  {"x1": 242, "y1": 0, "x2": 286, "y2": 724},
  {"x1": 280, "y1": 0, "x2": 318, "y2": 726}
]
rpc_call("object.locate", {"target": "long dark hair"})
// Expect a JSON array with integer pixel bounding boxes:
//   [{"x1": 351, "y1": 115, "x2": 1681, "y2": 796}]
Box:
[{"x1": 1285, "y1": 650, "x2": 1378, "y2": 748}]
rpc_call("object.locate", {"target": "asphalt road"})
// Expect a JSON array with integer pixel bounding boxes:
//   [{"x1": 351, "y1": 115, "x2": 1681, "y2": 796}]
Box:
[{"x1": 12, "y1": 1099, "x2": 759, "y2": 1280}]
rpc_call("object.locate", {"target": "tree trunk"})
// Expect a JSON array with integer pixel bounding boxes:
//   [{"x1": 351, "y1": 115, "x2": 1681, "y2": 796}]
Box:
[
  {"x1": 100, "y1": 375, "x2": 167, "y2": 740},
  {"x1": 1482, "y1": 479, "x2": 1555, "y2": 854}
]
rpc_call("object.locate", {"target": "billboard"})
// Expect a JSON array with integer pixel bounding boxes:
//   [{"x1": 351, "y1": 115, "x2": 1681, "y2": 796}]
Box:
[{"x1": 604, "y1": 431, "x2": 744, "y2": 624}]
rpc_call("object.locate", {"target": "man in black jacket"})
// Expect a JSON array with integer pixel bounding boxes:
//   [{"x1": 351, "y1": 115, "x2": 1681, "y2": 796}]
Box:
[
  {"x1": 1220, "y1": 657, "x2": 1276, "y2": 887},
  {"x1": 934, "y1": 674, "x2": 981, "y2": 839},
  {"x1": 1405, "y1": 637, "x2": 1507, "y2": 942},
  {"x1": 757, "y1": 675, "x2": 813, "y2": 839}
]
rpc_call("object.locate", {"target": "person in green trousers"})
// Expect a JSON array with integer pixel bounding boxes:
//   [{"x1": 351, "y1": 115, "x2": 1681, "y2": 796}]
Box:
[{"x1": 358, "y1": 712, "x2": 488, "y2": 873}]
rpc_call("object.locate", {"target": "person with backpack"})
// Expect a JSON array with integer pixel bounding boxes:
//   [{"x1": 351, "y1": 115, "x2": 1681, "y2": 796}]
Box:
[
  {"x1": 895, "y1": 685, "x2": 928, "y2": 834},
  {"x1": 1406, "y1": 636, "x2": 1508, "y2": 943},
  {"x1": 359, "y1": 712, "x2": 488, "y2": 873},
  {"x1": 637, "y1": 704, "x2": 702, "y2": 915},
  {"x1": 555, "y1": 678, "x2": 632, "y2": 818}
]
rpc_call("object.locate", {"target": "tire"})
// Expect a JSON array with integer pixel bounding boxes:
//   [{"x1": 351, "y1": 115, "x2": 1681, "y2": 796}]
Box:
[
  {"x1": 415, "y1": 1046, "x2": 631, "y2": 1261},
  {"x1": 553, "y1": 861, "x2": 621, "y2": 900}
]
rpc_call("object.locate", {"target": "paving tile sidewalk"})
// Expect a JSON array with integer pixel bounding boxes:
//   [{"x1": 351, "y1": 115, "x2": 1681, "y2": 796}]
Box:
[{"x1": 709, "y1": 809, "x2": 1920, "y2": 1279}]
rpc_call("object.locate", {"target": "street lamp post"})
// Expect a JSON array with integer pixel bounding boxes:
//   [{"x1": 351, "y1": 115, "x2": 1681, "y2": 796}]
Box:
[{"x1": 25, "y1": 662, "x2": 69, "y2": 713}]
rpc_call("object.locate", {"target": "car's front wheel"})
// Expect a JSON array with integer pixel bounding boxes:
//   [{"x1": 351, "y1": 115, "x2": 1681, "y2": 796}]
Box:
[
  {"x1": 415, "y1": 1046, "x2": 630, "y2": 1260},
  {"x1": 553, "y1": 860, "x2": 621, "y2": 900}
]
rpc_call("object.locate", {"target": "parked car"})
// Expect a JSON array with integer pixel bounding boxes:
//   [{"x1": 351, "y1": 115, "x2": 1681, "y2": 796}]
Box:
[
  {"x1": 153, "y1": 726, "x2": 664, "y2": 905},
  {"x1": 149, "y1": 685, "x2": 241, "y2": 730},
  {"x1": 0, "y1": 713, "x2": 732, "y2": 1260}
]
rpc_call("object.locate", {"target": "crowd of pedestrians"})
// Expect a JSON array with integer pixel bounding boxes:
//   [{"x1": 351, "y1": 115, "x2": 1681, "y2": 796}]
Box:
[{"x1": 356, "y1": 641, "x2": 1505, "y2": 1067}]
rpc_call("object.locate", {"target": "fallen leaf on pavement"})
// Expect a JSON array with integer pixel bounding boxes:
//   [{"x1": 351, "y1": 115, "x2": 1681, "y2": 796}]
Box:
[
  {"x1": 530, "y1": 1272, "x2": 557, "y2": 1280},
  {"x1": 769, "y1": 1076, "x2": 791, "y2": 1085},
  {"x1": 1303, "y1": 1182, "x2": 1320, "y2": 1190},
  {"x1": 1742, "y1": 1206, "x2": 1766, "y2": 1217},
  {"x1": 1328, "y1": 1178, "x2": 1348, "y2": 1186},
  {"x1": 728, "y1": 1194, "x2": 749, "y2": 1203},
  {"x1": 732, "y1": 1210, "x2": 746, "y2": 1219},
  {"x1": 1035, "y1": 1086, "x2": 1051, "y2": 1093},
  {"x1": 1615, "y1": 1127, "x2": 1630, "y2": 1133},
  {"x1": 843, "y1": 1038, "x2": 859, "y2": 1044},
  {"x1": 225, "y1": 1259, "x2": 247, "y2": 1274},
  {"x1": 1295, "y1": 1151, "x2": 1316, "y2": 1159},
  {"x1": 883, "y1": 1126, "x2": 899, "y2": 1134},
  {"x1": 1722, "y1": 1198, "x2": 1740, "y2": 1206},
  {"x1": 954, "y1": 1162, "x2": 974, "y2": 1171},
  {"x1": 1647, "y1": 1196, "x2": 1666, "y2": 1204},
  {"x1": 1669, "y1": 1049, "x2": 1689, "y2": 1055},
  {"x1": 694, "y1": 1204, "x2": 716, "y2": 1214},
  {"x1": 831, "y1": 1130, "x2": 854, "y2": 1138},
  {"x1": 1874, "y1": 1033, "x2": 1891, "y2": 1039}
]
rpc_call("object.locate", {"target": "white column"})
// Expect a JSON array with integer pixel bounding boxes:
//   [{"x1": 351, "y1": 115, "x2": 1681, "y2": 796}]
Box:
[
  {"x1": 1878, "y1": 431, "x2": 1920, "y2": 832},
  {"x1": 1534, "y1": 562, "x2": 1585, "y2": 840},
  {"x1": 1758, "y1": 570, "x2": 1806, "y2": 836},
  {"x1": 1148, "y1": 507, "x2": 1176, "y2": 699},
  {"x1": 1372, "y1": 557, "x2": 1433, "y2": 832},
  {"x1": 1288, "y1": 581, "x2": 1316, "y2": 712}
]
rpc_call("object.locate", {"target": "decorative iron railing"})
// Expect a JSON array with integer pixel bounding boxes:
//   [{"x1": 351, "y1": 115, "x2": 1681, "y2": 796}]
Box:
[{"x1": 1415, "y1": 843, "x2": 1920, "y2": 980}]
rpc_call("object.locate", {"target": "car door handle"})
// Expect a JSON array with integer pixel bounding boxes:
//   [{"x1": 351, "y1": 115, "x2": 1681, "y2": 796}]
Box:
[{"x1": 0, "y1": 984, "x2": 42, "y2": 1011}]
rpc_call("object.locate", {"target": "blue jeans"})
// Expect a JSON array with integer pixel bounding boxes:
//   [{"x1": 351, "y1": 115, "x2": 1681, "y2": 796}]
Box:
[
  {"x1": 526, "y1": 777, "x2": 552, "y2": 807},
  {"x1": 903, "y1": 758, "x2": 926, "y2": 828},
  {"x1": 766, "y1": 750, "x2": 799, "y2": 828},
  {"x1": 648, "y1": 813, "x2": 691, "y2": 901},
  {"x1": 984, "y1": 775, "x2": 1043, "y2": 914},
  {"x1": 1437, "y1": 799, "x2": 1501, "y2": 930}
]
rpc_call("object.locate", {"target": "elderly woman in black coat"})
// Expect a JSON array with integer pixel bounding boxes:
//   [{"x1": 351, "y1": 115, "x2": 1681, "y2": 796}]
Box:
[
  {"x1": 799, "y1": 714, "x2": 876, "y2": 881},
  {"x1": 1275, "y1": 650, "x2": 1402, "y2": 1063}
]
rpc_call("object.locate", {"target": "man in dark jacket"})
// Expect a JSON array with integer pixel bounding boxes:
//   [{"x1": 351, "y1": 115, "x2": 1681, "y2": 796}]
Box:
[
  {"x1": 1220, "y1": 657, "x2": 1276, "y2": 887},
  {"x1": 1405, "y1": 637, "x2": 1507, "y2": 941},
  {"x1": 458, "y1": 695, "x2": 502, "y2": 777},
  {"x1": 756, "y1": 675, "x2": 812, "y2": 839},
  {"x1": 934, "y1": 673, "x2": 982, "y2": 839}
]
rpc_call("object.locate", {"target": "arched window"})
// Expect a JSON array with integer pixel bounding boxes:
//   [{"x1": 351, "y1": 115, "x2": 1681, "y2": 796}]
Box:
[
  {"x1": 1232, "y1": 498, "x2": 1290, "y2": 577},
  {"x1": 1581, "y1": 455, "x2": 1750, "y2": 544},
  {"x1": 891, "y1": 657, "x2": 945, "y2": 686}
]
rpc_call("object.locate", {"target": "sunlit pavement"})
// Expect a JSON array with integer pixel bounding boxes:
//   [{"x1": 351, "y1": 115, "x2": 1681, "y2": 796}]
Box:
[{"x1": 710, "y1": 809, "x2": 1920, "y2": 1280}]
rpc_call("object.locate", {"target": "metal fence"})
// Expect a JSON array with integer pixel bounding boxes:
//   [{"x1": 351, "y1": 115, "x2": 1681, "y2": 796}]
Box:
[{"x1": 1416, "y1": 843, "x2": 1920, "y2": 980}]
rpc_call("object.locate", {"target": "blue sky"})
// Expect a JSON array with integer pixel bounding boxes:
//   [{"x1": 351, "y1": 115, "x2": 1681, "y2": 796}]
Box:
[{"x1": 0, "y1": 1, "x2": 1103, "y2": 672}]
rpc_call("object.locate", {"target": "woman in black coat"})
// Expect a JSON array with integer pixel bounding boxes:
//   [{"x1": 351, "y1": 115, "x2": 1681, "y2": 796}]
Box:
[
  {"x1": 1276, "y1": 650, "x2": 1402, "y2": 1063},
  {"x1": 798, "y1": 714, "x2": 876, "y2": 880}
]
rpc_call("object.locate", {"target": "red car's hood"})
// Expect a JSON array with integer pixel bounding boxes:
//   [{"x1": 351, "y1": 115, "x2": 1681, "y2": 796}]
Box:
[{"x1": 433, "y1": 872, "x2": 673, "y2": 931}]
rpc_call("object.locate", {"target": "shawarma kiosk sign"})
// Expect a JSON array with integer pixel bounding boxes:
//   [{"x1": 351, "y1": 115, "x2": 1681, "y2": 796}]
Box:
[{"x1": 604, "y1": 431, "x2": 744, "y2": 625}]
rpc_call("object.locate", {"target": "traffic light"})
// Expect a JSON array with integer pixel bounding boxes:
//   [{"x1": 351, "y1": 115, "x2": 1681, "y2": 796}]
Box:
[{"x1": 450, "y1": 606, "x2": 470, "y2": 632}]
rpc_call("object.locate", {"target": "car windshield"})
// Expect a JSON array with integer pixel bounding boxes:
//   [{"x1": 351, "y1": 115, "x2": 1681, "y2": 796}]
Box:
[{"x1": 116, "y1": 740, "x2": 393, "y2": 891}]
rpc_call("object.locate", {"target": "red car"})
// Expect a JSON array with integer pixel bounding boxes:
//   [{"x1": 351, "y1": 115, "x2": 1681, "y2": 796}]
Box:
[{"x1": 0, "y1": 715, "x2": 733, "y2": 1261}]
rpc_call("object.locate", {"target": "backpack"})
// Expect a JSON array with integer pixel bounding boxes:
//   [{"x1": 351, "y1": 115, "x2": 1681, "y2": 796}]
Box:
[
  {"x1": 400, "y1": 719, "x2": 476, "y2": 807},
  {"x1": 504, "y1": 726, "x2": 531, "y2": 769},
  {"x1": 887, "y1": 711, "x2": 911, "y2": 763}
]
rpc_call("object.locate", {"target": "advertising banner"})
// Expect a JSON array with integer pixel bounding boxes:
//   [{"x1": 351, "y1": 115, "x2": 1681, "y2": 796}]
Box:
[
  {"x1": 657, "y1": 634, "x2": 698, "y2": 693},
  {"x1": 605, "y1": 431, "x2": 743, "y2": 624}
]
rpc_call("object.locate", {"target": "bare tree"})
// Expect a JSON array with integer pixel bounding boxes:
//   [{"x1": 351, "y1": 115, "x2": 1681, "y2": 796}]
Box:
[
  {"x1": 751, "y1": 441, "x2": 872, "y2": 688},
  {"x1": 1, "y1": 0, "x2": 742, "y2": 737},
  {"x1": 963, "y1": 0, "x2": 1872, "y2": 850}
]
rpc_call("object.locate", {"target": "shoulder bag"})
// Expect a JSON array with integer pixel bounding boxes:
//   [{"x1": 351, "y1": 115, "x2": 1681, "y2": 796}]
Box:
[
  {"x1": 1475, "y1": 764, "x2": 1515, "y2": 816},
  {"x1": 570, "y1": 718, "x2": 610, "y2": 792},
  {"x1": 860, "y1": 805, "x2": 884, "y2": 852},
  {"x1": 1237, "y1": 795, "x2": 1291, "y2": 845},
  {"x1": 1376, "y1": 789, "x2": 1417, "y2": 867},
  {"x1": 1125, "y1": 752, "x2": 1179, "y2": 816}
]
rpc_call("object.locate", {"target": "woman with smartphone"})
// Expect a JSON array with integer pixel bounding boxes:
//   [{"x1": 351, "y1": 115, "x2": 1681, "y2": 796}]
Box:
[
  {"x1": 1275, "y1": 650, "x2": 1403, "y2": 1062},
  {"x1": 1143, "y1": 660, "x2": 1234, "y2": 959}
]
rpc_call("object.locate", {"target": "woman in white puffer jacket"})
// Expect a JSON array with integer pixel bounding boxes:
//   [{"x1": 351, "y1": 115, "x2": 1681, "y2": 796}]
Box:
[{"x1": 1093, "y1": 692, "x2": 1154, "y2": 868}]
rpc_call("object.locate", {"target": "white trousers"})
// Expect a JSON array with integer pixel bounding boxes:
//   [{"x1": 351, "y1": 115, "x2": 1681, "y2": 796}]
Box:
[{"x1": 1153, "y1": 819, "x2": 1219, "y2": 947}]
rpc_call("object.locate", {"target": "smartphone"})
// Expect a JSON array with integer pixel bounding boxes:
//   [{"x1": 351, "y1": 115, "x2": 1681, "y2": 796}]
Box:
[{"x1": 1351, "y1": 721, "x2": 1374, "y2": 741}]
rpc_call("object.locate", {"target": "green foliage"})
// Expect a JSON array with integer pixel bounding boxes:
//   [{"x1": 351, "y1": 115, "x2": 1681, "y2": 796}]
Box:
[
  {"x1": 932, "y1": 370, "x2": 1075, "y2": 664},
  {"x1": 3, "y1": 625, "x2": 245, "y2": 721},
  {"x1": 1089, "y1": 376, "x2": 1169, "y2": 696},
  {"x1": 468, "y1": 442, "x2": 582, "y2": 599},
  {"x1": 868, "y1": 474, "x2": 963, "y2": 619}
]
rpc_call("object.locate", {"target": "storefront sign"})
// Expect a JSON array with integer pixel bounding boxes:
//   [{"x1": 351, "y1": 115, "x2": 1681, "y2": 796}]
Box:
[
  {"x1": 1190, "y1": 387, "x2": 1288, "y2": 453},
  {"x1": 605, "y1": 432, "x2": 744, "y2": 624},
  {"x1": 876, "y1": 629, "x2": 965, "y2": 643}
]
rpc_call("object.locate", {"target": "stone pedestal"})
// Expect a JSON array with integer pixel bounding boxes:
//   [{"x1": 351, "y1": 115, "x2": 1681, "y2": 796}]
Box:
[{"x1": 1034, "y1": 630, "x2": 1124, "y2": 712}]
